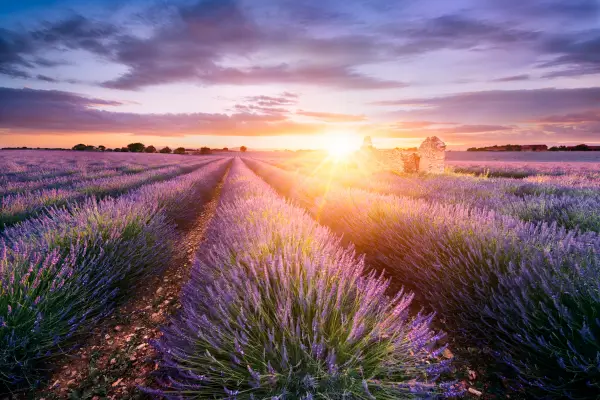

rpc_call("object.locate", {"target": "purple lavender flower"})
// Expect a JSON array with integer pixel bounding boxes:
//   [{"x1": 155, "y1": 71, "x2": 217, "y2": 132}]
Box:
[
  {"x1": 245, "y1": 158, "x2": 600, "y2": 399},
  {"x1": 152, "y1": 159, "x2": 447, "y2": 398}
]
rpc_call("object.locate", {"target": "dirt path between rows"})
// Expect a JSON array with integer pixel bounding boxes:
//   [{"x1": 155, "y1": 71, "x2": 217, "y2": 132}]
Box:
[{"x1": 37, "y1": 172, "x2": 228, "y2": 400}]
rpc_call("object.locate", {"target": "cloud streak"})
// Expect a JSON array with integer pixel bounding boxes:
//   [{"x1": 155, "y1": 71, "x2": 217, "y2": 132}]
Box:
[
  {"x1": 375, "y1": 87, "x2": 600, "y2": 123},
  {"x1": 296, "y1": 110, "x2": 366, "y2": 122},
  {"x1": 1, "y1": 0, "x2": 599, "y2": 147},
  {"x1": 0, "y1": 87, "x2": 326, "y2": 137}
]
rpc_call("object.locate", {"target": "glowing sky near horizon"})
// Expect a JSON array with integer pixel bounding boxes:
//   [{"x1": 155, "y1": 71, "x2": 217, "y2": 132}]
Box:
[{"x1": 0, "y1": 0, "x2": 599, "y2": 150}]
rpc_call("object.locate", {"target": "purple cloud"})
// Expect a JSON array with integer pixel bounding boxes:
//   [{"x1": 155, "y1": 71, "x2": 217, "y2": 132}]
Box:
[
  {"x1": 1, "y1": 0, "x2": 408, "y2": 90},
  {"x1": 0, "y1": 87, "x2": 325, "y2": 137},
  {"x1": 296, "y1": 110, "x2": 367, "y2": 122},
  {"x1": 386, "y1": 14, "x2": 540, "y2": 55},
  {"x1": 373, "y1": 87, "x2": 600, "y2": 123},
  {"x1": 532, "y1": 110, "x2": 600, "y2": 123},
  {"x1": 491, "y1": 74, "x2": 531, "y2": 82}
]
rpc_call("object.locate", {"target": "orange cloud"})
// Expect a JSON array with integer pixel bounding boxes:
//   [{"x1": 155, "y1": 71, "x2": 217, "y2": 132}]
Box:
[{"x1": 296, "y1": 110, "x2": 367, "y2": 122}]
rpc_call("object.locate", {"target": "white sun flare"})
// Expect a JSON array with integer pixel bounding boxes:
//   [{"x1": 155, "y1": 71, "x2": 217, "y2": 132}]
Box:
[{"x1": 325, "y1": 134, "x2": 360, "y2": 160}]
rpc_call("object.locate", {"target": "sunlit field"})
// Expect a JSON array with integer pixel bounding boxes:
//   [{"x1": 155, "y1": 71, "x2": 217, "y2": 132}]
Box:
[{"x1": 1, "y1": 149, "x2": 599, "y2": 399}]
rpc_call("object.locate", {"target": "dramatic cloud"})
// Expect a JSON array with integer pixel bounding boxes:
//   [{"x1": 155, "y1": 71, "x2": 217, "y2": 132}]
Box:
[
  {"x1": 367, "y1": 122, "x2": 513, "y2": 137},
  {"x1": 387, "y1": 15, "x2": 540, "y2": 55},
  {"x1": 531, "y1": 110, "x2": 600, "y2": 123},
  {"x1": 537, "y1": 31, "x2": 600, "y2": 78},
  {"x1": 245, "y1": 94, "x2": 298, "y2": 107},
  {"x1": 389, "y1": 121, "x2": 442, "y2": 129},
  {"x1": 0, "y1": 87, "x2": 326, "y2": 136},
  {"x1": 229, "y1": 92, "x2": 298, "y2": 117},
  {"x1": 375, "y1": 87, "x2": 600, "y2": 123},
  {"x1": 296, "y1": 110, "x2": 366, "y2": 122},
  {"x1": 0, "y1": 0, "x2": 406, "y2": 90},
  {"x1": 441, "y1": 124, "x2": 513, "y2": 133},
  {"x1": 31, "y1": 15, "x2": 119, "y2": 56},
  {"x1": 492, "y1": 74, "x2": 531, "y2": 82},
  {"x1": 383, "y1": 12, "x2": 600, "y2": 79},
  {"x1": 0, "y1": 28, "x2": 37, "y2": 78},
  {"x1": 1, "y1": 0, "x2": 599, "y2": 147},
  {"x1": 102, "y1": 61, "x2": 406, "y2": 91}
]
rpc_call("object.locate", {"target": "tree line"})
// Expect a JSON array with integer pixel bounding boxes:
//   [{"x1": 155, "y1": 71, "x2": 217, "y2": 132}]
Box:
[{"x1": 72, "y1": 143, "x2": 248, "y2": 154}]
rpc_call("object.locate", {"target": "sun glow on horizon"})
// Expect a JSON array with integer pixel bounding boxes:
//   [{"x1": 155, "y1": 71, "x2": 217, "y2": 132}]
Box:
[{"x1": 324, "y1": 133, "x2": 361, "y2": 161}]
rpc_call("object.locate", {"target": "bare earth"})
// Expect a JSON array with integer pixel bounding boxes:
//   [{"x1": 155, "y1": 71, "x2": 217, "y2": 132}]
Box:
[{"x1": 37, "y1": 175, "x2": 227, "y2": 400}]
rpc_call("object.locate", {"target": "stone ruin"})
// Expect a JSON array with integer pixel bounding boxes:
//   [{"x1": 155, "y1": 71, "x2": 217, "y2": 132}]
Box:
[
  {"x1": 418, "y1": 136, "x2": 447, "y2": 174},
  {"x1": 357, "y1": 136, "x2": 446, "y2": 174}
]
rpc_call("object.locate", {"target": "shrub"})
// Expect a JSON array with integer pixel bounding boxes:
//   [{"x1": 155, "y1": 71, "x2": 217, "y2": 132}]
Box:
[
  {"x1": 0, "y1": 197, "x2": 173, "y2": 391},
  {"x1": 127, "y1": 143, "x2": 146, "y2": 153},
  {"x1": 244, "y1": 159, "x2": 600, "y2": 399},
  {"x1": 173, "y1": 147, "x2": 186, "y2": 155},
  {"x1": 0, "y1": 159, "x2": 230, "y2": 392},
  {"x1": 152, "y1": 159, "x2": 453, "y2": 399}
]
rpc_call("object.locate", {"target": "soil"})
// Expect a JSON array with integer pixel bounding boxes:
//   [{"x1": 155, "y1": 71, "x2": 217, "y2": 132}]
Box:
[{"x1": 36, "y1": 173, "x2": 227, "y2": 400}]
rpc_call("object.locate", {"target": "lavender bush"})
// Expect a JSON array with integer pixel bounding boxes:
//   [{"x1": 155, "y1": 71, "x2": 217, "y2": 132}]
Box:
[
  {"x1": 369, "y1": 175, "x2": 600, "y2": 233},
  {"x1": 0, "y1": 158, "x2": 229, "y2": 393},
  {"x1": 260, "y1": 155, "x2": 600, "y2": 233},
  {"x1": 152, "y1": 159, "x2": 453, "y2": 399},
  {"x1": 0, "y1": 159, "x2": 216, "y2": 229},
  {"x1": 245, "y1": 159, "x2": 600, "y2": 399}
]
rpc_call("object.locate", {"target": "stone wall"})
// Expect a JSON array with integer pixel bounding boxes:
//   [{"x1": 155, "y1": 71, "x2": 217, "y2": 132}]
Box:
[
  {"x1": 357, "y1": 136, "x2": 446, "y2": 174},
  {"x1": 418, "y1": 136, "x2": 446, "y2": 173}
]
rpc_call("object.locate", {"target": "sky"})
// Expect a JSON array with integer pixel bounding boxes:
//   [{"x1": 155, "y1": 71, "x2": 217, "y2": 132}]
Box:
[{"x1": 0, "y1": 0, "x2": 599, "y2": 150}]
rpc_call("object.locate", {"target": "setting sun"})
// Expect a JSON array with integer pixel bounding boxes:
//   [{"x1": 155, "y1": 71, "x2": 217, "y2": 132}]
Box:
[
  {"x1": 2, "y1": 0, "x2": 598, "y2": 397},
  {"x1": 325, "y1": 133, "x2": 360, "y2": 160}
]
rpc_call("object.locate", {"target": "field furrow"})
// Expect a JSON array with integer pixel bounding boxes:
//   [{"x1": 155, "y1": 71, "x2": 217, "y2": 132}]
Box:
[
  {"x1": 39, "y1": 160, "x2": 232, "y2": 399},
  {"x1": 262, "y1": 157, "x2": 600, "y2": 233},
  {"x1": 244, "y1": 157, "x2": 600, "y2": 399},
  {"x1": 0, "y1": 158, "x2": 231, "y2": 394},
  {"x1": 0, "y1": 161, "x2": 192, "y2": 196},
  {"x1": 149, "y1": 158, "x2": 457, "y2": 399},
  {"x1": 0, "y1": 158, "x2": 219, "y2": 229}
]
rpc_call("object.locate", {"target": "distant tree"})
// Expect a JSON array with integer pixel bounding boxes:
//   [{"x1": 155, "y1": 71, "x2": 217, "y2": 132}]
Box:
[
  {"x1": 572, "y1": 144, "x2": 590, "y2": 151},
  {"x1": 222, "y1": 147, "x2": 229, "y2": 151},
  {"x1": 240, "y1": 146, "x2": 247, "y2": 152},
  {"x1": 120, "y1": 147, "x2": 130, "y2": 152},
  {"x1": 200, "y1": 146, "x2": 212, "y2": 155},
  {"x1": 73, "y1": 143, "x2": 87, "y2": 151},
  {"x1": 159, "y1": 146, "x2": 172, "y2": 154},
  {"x1": 127, "y1": 142, "x2": 145, "y2": 153},
  {"x1": 85, "y1": 145, "x2": 96, "y2": 151},
  {"x1": 98, "y1": 145, "x2": 106, "y2": 151},
  {"x1": 173, "y1": 147, "x2": 186, "y2": 155},
  {"x1": 145, "y1": 145, "x2": 157, "y2": 153},
  {"x1": 113, "y1": 148, "x2": 121, "y2": 152},
  {"x1": 105, "y1": 148, "x2": 113, "y2": 152}
]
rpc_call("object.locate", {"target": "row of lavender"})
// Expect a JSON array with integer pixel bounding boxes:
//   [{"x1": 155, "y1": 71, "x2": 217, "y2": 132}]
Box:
[
  {"x1": 0, "y1": 158, "x2": 230, "y2": 393},
  {"x1": 151, "y1": 159, "x2": 459, "y2": 399},
  {"x1": 266, "y1": 158, "x2": 600, "y2": 233},
  {"x1": 0, "y1": 159, "x2": 217, "y2": 228},
  {"x1": 0, "y1": 162, "x2": 188, "y2": 196},
  {"x1": 245, "y1": 159, "x2": 600, "y2": 399},
  {"x1": 0, "y1": 150, "x2": 187, "y2": 177},
  {"x1": 447, "y1": 160, "x2": 600, "y2": 181},
  {"x1": 360, "y1": 172, "x2": 600, "y2": 233}
]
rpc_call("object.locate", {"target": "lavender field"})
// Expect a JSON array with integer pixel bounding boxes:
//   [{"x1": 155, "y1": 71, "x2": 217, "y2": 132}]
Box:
[{"x1": 1, "y1": 150, "x2": 599, "y2": 399}]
